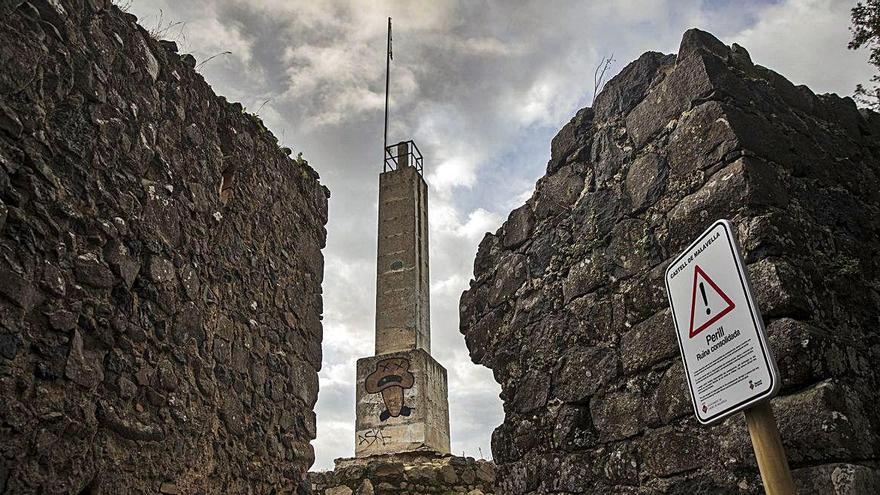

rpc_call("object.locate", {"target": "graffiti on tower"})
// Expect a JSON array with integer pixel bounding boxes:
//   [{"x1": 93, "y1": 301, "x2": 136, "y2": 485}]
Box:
[{"x1": 364, "y1": 357, "x2": 414, "y2": 421}]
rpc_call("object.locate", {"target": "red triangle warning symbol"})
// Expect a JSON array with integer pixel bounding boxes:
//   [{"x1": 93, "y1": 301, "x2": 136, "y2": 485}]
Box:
[{"x1": 688, "y1": 265, "x2": 735, "y2": 338}]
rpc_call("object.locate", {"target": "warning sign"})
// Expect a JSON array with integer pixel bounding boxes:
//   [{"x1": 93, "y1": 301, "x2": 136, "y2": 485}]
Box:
[
  {"x1": 688, "y1": 266, "x2": 735, "y2": 338},
  {"x1": 665, "y1": 220, "x2": 780, "y2": 424}
]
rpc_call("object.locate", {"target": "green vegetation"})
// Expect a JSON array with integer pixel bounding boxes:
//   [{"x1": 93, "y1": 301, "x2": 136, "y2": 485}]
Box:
[{"x1": 850, "y1": 1, "x2": 880, "y2": 108}]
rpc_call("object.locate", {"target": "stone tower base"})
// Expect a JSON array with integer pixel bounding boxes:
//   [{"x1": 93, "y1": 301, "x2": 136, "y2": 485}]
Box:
[
  {"x1": 355, "y1": 349, "x2": 450, "y2": 457},
  {"x1": 309, "y1": 453, "x2": 495, "y2": 495}
]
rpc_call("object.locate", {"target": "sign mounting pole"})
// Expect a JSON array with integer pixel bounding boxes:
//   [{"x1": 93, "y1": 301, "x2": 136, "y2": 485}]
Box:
[
  {"x1": 745, "y1": 402, "x2": 796, "y2": 494},
  {"x1": 383, "y1": 17, "x2": 392, "y2": 171},
  {"x1": 665, "y1": 219, "x2": 794, "y2": 494}
]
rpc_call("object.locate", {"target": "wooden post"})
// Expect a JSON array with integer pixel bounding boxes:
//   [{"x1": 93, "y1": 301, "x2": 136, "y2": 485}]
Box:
[{"x1": 744, "y1": 402, "x2": 796, "y2": 495}]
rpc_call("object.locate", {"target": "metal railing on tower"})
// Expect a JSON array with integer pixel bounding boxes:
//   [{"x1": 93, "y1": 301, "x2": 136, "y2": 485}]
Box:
[{"x1": 384, "y1": 140, "x2": 423, "y2": 175}]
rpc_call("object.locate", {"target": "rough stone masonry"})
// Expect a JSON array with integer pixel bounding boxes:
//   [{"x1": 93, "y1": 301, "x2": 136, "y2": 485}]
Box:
[
  {"x1": 0, "y1": 1, "x2": 328, "y2": 493},
  {"x1": 309, "y1": 452, "x2": 495, "y2": 495},
  {"x1": 460, "y1": 29, "x2": 880, "y2": 494}
]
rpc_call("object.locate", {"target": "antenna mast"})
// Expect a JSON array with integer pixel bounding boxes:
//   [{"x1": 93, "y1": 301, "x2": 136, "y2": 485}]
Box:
[{"x1": 383, "y1": 17, "x2": 392, "y2": 171}]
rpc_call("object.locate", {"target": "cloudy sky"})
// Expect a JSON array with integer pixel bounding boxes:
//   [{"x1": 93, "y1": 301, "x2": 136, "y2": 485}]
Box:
[{"x1": 127, "y1": 0, "x2": 872, "y2": 471}]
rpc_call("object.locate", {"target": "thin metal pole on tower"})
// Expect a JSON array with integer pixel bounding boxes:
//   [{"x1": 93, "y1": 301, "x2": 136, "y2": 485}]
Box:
[{"x1": 383, "y1": 17, "x2": 391, "y2": 171}]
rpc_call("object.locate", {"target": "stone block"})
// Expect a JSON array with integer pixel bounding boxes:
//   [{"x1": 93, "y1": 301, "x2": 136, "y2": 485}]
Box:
[
  {"x1": 593, "y1": 51, "x2": 674, "y2": 122},
  {"x1": 552, "y1": 404, "x2": 597, "y2": 452},
  {"x1": 355, "y1": 349, "x2": 450, "y2": 457},
  {"x1": 766, "y1": 318, "x2": 837, "y2": 390},
  {"x1": 651, "y1": 362, "x2": 692, "y2": 424},
  {"x1": 325, "y1": 486, "x2": 353, "y2": 495},
  {"x1": 793, "y1": 463, "x2": 880, "y2": 495},
  {"x1": 511, "y1": 370, "x2": 550, "y2": 413},
  {"x1": 590, "y1": 390, "x2": 650, "y2": 442},
  {"x1": 533, "y1": 165, "x2": 584, "y2": 218},
  {"x1": 638, "y1": 424, "x2": 710, "y2": 477},
  {"x1": 625, "y1": 41, "x2": 717, "y2": 148},
  {"x1": 553, "y1": 345, "x2": 618, "y2": 403},
  {"x1": 502, "y1": 204, "x2": 535, "y2": 249},
  {"x1": 666, "y1": 101, "x2": 738, "y2": 180},
  {"x1": 625, "y1": 152, "x2": 668, "y2": 212},
  {"x1": 563, "y1": 253, "x2": 610, "y2": 303},
  {"x1": 774, "y1": 380, "x2": 875, "y2": 463},
  {"x1": 619, "y1": 309, "x2": 676, "y2": 373},
  {"x1": 0, "y1": 269, "x2": 37, "y2": 311},
  {"x1": 666, "y1": 159, "x2": 749, "y2": 251},
  {"x1": 746, "y1": 258, "x2": 812, "y2": 319},
  {"x1": 488, "y1": 253, "x2": 528, "y2": 306}
]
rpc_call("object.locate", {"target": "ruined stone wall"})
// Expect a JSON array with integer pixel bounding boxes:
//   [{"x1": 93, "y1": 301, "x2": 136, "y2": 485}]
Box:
[
  {"x1": 308, "y1": 453, "x2": 495, "y2": 495},
  {"x1": 460, "y1": 29, "x2": 880, "y2": 494},
  {"x1": 0, "y1": 1, "x2": 328, "y2": 493}
]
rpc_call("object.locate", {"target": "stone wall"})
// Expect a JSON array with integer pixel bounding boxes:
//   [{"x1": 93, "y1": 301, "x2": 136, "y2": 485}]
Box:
[
  {"x1": 308, "y1": 453, "x2": 495, "y2": 495},
  {"x1": 459, "y1": 30, "x2": 880, "y2": 494},
  {"x1": 0, "y1": 1, "x2": 328, "y2": 493}
]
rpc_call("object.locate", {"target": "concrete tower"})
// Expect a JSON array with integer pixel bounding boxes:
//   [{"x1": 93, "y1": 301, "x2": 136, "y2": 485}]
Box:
[{"x1": 354, "y1": 141, "x2": 451, "y2": 457}]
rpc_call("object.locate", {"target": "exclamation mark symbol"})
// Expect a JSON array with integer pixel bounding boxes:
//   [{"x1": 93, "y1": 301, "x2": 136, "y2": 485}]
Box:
[{"x1": 699, "y1": 282, "x2": 711, "y2": 315}]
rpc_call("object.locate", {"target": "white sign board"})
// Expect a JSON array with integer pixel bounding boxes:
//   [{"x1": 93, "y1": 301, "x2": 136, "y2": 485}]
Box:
[{"x1": 665, "y1": 219, "x2": 779, "y2": 424}]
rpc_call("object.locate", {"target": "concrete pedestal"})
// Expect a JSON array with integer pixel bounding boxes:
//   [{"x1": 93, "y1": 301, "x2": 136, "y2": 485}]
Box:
[{"x1": 355, "y1": 349, "x2": 450, "y2": 457}]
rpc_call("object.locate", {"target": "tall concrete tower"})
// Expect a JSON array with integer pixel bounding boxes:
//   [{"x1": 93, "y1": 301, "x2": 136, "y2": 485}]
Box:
[{"x1": 354, "y1": 141, "x2": 451, "y2": 457}]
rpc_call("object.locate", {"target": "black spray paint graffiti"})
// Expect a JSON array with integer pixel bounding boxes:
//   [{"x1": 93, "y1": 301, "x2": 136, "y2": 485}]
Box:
[
  {"x1": 357, "y1": 428, "x2": 390, "y2": 448},
  {"x1": 365, "y1": 357, "x2": 414, "y2": 421}
]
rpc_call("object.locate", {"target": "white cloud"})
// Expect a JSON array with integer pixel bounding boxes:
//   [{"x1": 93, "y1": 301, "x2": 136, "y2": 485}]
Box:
[
  {"x1": 429, "y1": 157, "x2": 479, "y2": 194},
  {"x1": 183, "y1": 17, "x2": 254, "y2": 63},
  {"x1": 731, "y1": 0, "x2": 873, "y2": 96},
  {"x1": 512, "y1": 71, "x2": 583, "y2": 128},
  {"x1": 458, "y1": 208, "x2": 503, "y2": 240}
]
